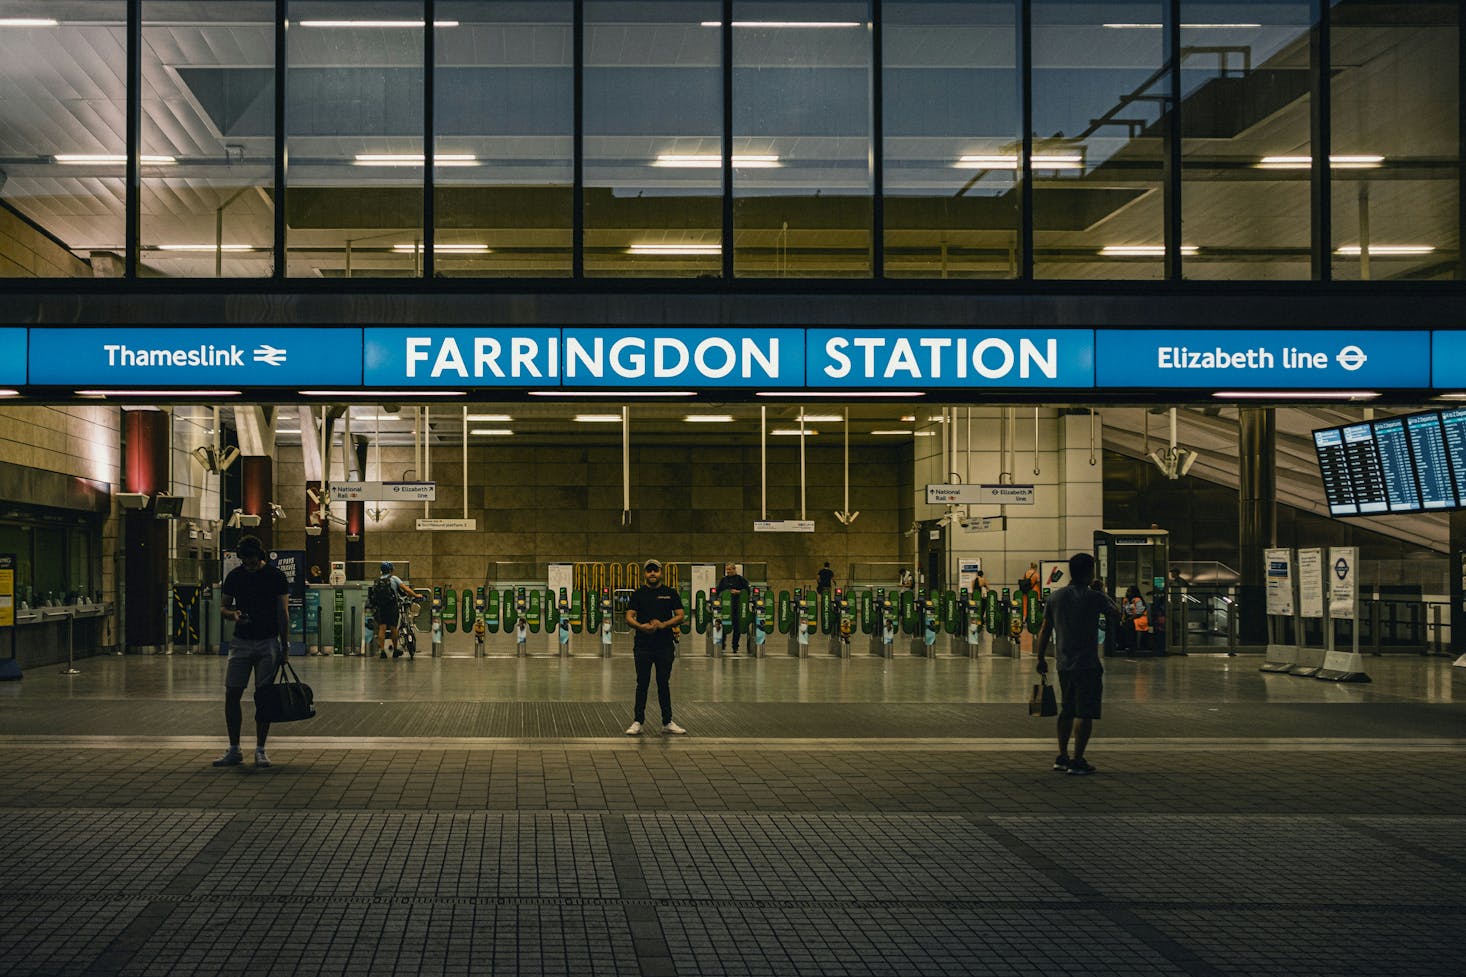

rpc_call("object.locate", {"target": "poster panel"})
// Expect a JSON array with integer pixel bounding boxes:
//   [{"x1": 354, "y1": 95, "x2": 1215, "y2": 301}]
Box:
[
  {"x1": 1265, "y1": 548, "x2": 1295, "y2": 616},
  {"x1": 1328, "y1": 547, "x2": 1358, "y2": 620},
  {"x1": 1297, "y1": 548, "x2": 1324, "y2": 619}
]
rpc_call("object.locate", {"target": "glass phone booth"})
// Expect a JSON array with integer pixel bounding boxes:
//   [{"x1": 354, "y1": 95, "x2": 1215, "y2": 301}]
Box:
[{"x1": 1093, "y1": 529, "x2": 1169, "y2": 656}]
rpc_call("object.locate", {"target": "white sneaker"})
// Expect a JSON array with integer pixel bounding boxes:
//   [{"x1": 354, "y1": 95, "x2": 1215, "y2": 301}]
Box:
[
  {"x1": 625, "y1": 721, "x2": 643, "y2": 735},
  {"x1": 662, "y1": 722, "x2": 687, "y2": 735},
  {"x1": 254, "y1": 749, "x2": 271, "y2": 768}
]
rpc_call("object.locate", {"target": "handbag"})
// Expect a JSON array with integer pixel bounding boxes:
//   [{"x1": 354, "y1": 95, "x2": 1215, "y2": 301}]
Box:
[
  {"x1": 254, "y1": 657, "x2": 316, "y2": 723},
  {"x1": 1029, "y1": 675, "x2": 1057, "y2": 717}
]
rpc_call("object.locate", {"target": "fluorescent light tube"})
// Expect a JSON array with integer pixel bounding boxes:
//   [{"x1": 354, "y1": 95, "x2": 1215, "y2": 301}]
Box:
[
  {"x1": 297, "y1": 20, "x2": 459, "y2": 28},
  {"x1": 55, "y1": 154, "x2": 176, "y2": 165},
  {"x1": 1103, "y1": 23, "x2": 1261, "y2": 29},
  {"x1": 469, "y1": 428, "x2": 514, "y2": 436},
  {"x1": 870, "y1": 429, "x2": 914, "y2": 435},
  {"x1": 684, "y1": 414, "x2": 735, "y2": 423},
  {"x1": 0, "y1": 18, "x2": 60, "y2": 26},
  {"x1": 574, "y1": 414, "x2": 623, "y2": 423},
  {"x1": 77, "y1": 390, "x2": 241, "y2": 397},
  {"x1": 157, "y1": 244, "x2": 256, "y2": 252},
  {"x1": 627, "y1": 243, "x2": 721, "y2": 255},
  {"x1": 354, "y1": 153, "x2": 478, "y2": 166},
  {"x1": 531, "y1": 390, "x2": 696, "y2": 397},
  {"x1": 794, "y1": 413, "x2": 842, "y2": 422},
  {"x1": 1257, "y1": 154, "x2": 1384, "y2": 169},
  {"x1": 299, "y1": 390, "x2": 466, "y2": 397},
  {"x1": 653, "y1": 154, "x2": 780, "y2": 168},
  {"x1": 1336, "y1": 245, "x2": 1435, "y2": 256},
  {"x1": 466, "y1": 414, "x2": 512, "y2": 422},
  {"x1": 1212, "y1": 391, "x2": 1381, "y2": 400},
  {"x1": 955, "y1": 154, "x2": 1082, "y2": 170},
  {"x1": 392, "y1": 243, "x2": 490, "y2": 253},
  {"x1": 758, "y1": 391, "x2": 925, "y2": 398},
  {"x1": 1099, "y1": 245, "x2": 1198, "y2": 256},
  {"x1": 700, "y1": 21, "x2": 863, "y2": 28},
  {"x1": 771, "y1": 428, "x2": 819, "y2": 436}
]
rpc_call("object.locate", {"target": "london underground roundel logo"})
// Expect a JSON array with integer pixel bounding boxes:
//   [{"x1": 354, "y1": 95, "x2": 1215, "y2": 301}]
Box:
[{"x1": 1336, "y1": 345, "x2": 1367, "y2": 371}]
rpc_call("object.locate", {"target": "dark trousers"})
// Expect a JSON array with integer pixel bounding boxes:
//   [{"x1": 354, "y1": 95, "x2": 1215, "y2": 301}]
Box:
[
  {"x1": 633, "y1": 645, "x2": 675, "y2": 725},
  {"x1": 729, "y1": 598, "x2": 742, "y2": 650}
]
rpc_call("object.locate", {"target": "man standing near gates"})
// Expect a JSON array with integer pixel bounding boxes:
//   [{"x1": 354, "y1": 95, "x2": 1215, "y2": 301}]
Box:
[
  {"x1": 625, "y1": 559, "x2": 687, "y2": 736},
  {"x1": 371, "y1": 561, "x2": 422, "y2": 659},
  {"x1": 1035, "y1": 552, "x2": 1120, "y2": 776},
  {"x1": 716, "y1": 561, "x2": 751, "y2": 654},
  {"x1": 817, "y1": 561, "x2": 834, "y2": 595},
  {"x1": 213, "y1": 535, "x2": 290, "y2": 769}
]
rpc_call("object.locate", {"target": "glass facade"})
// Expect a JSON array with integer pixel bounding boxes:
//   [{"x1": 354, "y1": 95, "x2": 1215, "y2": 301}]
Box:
[{"x1": 0, "y1": 0, "x2": 1460, "y2": 282}]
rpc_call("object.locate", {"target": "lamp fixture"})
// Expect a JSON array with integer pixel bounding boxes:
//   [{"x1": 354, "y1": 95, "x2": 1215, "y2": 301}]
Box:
[
  {"x1": 392, "y1": 243, "x2": 490, "y2": 253},
  {"x1": 298, "y1": 20, "x2": 459, "y2": 28},
  {"x1": 78, "y1": 389, "x2": 241, "y2": 397},
  {"x1": 627, "y1": 243, "x2": 721, "y2": 255},
  {"x1": 1099, "y1": 245, "x2": 1199, "y2": 256},
  {"x1": 157, "y1": 244, "x2": 256, "y2": 252},
  {"x1": 153, "y1": 494, "x2": 185, "y2": 519},
  {"x1": 574, "y1": 414, "x2": 623, "y2": 423},
  {"x1": 1336, "y1": 245, "x2": 1435, "y2": 256},
  {"x1": 1257, "y1": 154, "x2": 1384, "y2": 169},
  {"x1": 54, "y1": 154, "x2": 176, "y2": 165},
  {"x1": 190, "y1": 445, "x2": 240, "y2": 473},
  {"x1": 1213, "y1": 391, "x2": 1381, "y2": 400},
  {"x1": 0, "y1": 390, "x2": 20, "y2": 397},
  {"x1": 0, "y1": 18, "x2": 60, "y2": 26},
  {"x1": 466, "y1": 414, "x2": 512, "y2": 422},
  {"x1": 870, "y1": 429, "x2": 915, "y2": 435},
  {"x1": 226, "y1": 509, "x2": 262, "y2": 528},
  {"x1": 758, "y1": 391, "x2": 925, "y2": 398},
  {"x1": 299, "y1": 390, "x2": 466, "y2": 397},
  {"x1": 652, "y1": 154, "x2": 780, "y2": 168},
  {"x1": 955, "y1": 154, "x2": 1083, "y2": 170},
  {"x1": 700, "y1": 21, "x2": 863, "y2": 28},
  {"x1": 1103, "y1": 22, "x2": 1261, "y2": 29},
  {"x1": 793, "y1": 413, "x2": 842, "y2": 422},
  {"x1": 531, "y1": 390, "x2": 695, "y2": 397},
  {"x1": 353, "y1": 153, "x2": 476, "y2": 166},
  {"x1": 469, "y1": 428, "x2": 514, "y2": 436},
  {"x1": 116, "y1": 492, "x2": 150, "y2": 510},
  {"x1": 684, "y1": 414, "x2": 734, "y2": 423},
  {"x1": 771, "y1": 428, "x2": 818, "y2": 436}
]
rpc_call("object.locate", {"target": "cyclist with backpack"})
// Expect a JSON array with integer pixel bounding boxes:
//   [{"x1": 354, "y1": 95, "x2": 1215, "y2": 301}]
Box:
[{"x1": 370, "y1": 561, "x2": 422, "y2": 659}]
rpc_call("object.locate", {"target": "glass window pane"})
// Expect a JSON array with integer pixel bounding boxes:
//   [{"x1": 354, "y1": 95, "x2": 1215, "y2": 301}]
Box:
[
  {"x1": 435, "y1": 0, "x2": 571, "y2": 278},
  {"x1": 585, "y1": 1, "x2": 721, "y2": 278},
  {"x1": 1182, "y1": 1, "x2": 1311, "y2": 280},
  {"x1": 0, "y1": 3, "x2": 126, "y2": 278},
  {"x1": 142, "y1": 1, "x2": 275, "y2": 277},
  {"x1": 1033, "y1": 1, "x2": 1166, "y2": 279},
  {"x1": 884, "y1": 0, "x2": 1019, "y2": 279},
  {"x1": 287, "y1": 1, "x2": 424, "y2": 278},
  {"x1": 733, "y1": 1, "x2": 872, "y2": 278},
  {"x1": 1330, "y1": 0, "x2": 1458, "y2": 281}
]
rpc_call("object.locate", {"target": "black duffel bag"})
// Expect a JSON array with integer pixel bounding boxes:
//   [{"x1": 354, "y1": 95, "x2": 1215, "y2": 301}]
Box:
[{"x1": 254, "y1": 656, "x2": 316, "y2": 723}]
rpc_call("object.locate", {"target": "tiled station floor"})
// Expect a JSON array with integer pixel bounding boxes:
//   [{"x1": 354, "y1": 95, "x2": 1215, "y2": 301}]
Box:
[{"x1": 1, "y1": 649, "x2": 1462, "y2": 977}]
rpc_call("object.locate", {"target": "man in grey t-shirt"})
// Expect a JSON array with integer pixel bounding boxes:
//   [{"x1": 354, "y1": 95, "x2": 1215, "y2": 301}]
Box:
[{"x1": 1035, "y1": 553, "x2": 1120, "y2": 776}]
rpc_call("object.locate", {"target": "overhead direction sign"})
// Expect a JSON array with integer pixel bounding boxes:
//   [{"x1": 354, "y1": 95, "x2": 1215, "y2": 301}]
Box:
[
  {"x1": 329, "y1": 482, "x2": 436, "y2": 502},
  {"x1": 807, "y1": 329, "x2": 1093, "y2": 388},
  {"x1": 0, "y1": 330, "x2": 25, "y2": 386},
  {"x1": 926, "y1": 484, "x2": 1035, "y2": 505},
  {"x1": 27, "y1": 328, "x2": 362, "y2": 386},
  {"x1": 1097, "y1": 330, "x2": 1430, "y2": 389},
  {"x1": 754, "y1": 520, "x2": 815, "y2": 533}
]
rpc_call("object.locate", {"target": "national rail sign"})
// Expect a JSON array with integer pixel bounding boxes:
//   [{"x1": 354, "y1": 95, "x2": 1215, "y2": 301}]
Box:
[
  {"x1": 926, "y1": 484, "x2": 1035, "y2": 505},
  {"x1": 329, "y1": 481, "x2": 436, "y2": 502},
  {"x1": 754, "y1": 520, "x2": 816, "y2": 533},
  {"x1": 27, "y1": 328, "x2": 362, "y2": 386}
]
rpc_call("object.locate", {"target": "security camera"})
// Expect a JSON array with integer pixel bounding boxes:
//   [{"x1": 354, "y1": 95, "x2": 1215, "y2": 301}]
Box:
[
  {"x1": 1178, "y1": 450, "x2": 1199, "y2": 477},
  {"x1": 269, "y1": 502, "x2": 286, "y2": 521}
]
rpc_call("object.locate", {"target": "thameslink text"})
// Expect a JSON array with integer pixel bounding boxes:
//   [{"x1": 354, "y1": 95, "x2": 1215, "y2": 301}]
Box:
[{"x1": 104, "y1": 343, "x2": 245, "y2": 367}]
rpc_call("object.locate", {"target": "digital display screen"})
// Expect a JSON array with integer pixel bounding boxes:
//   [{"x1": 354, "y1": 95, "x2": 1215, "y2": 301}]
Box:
[
  {"x1": 1315, "y1": 409, "x2": 1466, "y2": 518},
  {"x1": 1406, "y1": 413, "x2": 1456, "y2": 510},
  {"x1": 1341, "y1": 423, "x2": 1389, "y2": 514},
  {"x1": 1313, "y1": 428, "x2": 1357, "y2": 516},
  {"x1": 1372, "y1": 418, "x2": 1421, "y2": 512}
]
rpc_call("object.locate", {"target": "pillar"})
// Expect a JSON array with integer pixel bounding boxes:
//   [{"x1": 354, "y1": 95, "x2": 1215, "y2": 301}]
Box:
[
  {"x1": 122, "y1": 409, "x2": 168, "y2": 651},
  {"x1": 305, "y1": 479, "x2": 328, "y2": 583},
  {"x1": 1450, "y1": 511, "x2": 1466, "y2": 655},
  {"x1": 346, "y1": 502, "x2": 366, "y2": 580},
  {"x1": 240, "y1": 456, "x2": 273, "y2": 551},
  {"x1": 1237, "y1": 407, "x2": 1276, "y2": 645}
]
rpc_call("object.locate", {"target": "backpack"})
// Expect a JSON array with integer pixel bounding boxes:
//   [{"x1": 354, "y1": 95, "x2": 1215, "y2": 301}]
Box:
[{"x1": 369, "y1": 576, "x2": 396, "y2": 615}]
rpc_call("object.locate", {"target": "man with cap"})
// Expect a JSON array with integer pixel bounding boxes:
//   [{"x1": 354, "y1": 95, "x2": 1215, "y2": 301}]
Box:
[
  {"x1": 715, "y1": 561, "x2": 751, "y2": 654},
  {"x1": 625, "y1": 559, "x2": 687, "y2": 735}
]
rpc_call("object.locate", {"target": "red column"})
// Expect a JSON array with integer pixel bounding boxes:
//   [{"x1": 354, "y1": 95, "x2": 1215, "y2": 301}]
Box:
[
  {"x1": 305, "y1": 479, "x2": 329, "y2": 583},
  {"x1": 240, "y1": 455, "x2": 273, "y2": 551},
  {"x1": 345, "y1": 502, "x2": 365, "y2": 580},
  {"x1": 123, "y1": 410, "x2": 168, "y2": 650}
]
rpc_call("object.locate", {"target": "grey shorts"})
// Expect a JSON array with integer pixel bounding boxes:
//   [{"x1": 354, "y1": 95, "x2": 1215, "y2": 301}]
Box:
[{"x1": 225, "y1": 637, "x2": 281, "y2": 689}]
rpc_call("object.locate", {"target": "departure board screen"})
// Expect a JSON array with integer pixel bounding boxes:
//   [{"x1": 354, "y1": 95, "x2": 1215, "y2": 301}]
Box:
[
  {"x1": 1341, "y1": 423, "x2": 1389, "y2": 513},
  {"x1": 1441, "y1": 408, "x2": 1466, "y2": 506},
  {"x1": 1405, "y1": 413, "x2": 1456, "y2": 510},
  {"x1": 1372, "y1": 418, "x2": 1421, "y2": 512},
  {"x1": 1313, "y1": 428, "x2": 1357, "y2": 515}
]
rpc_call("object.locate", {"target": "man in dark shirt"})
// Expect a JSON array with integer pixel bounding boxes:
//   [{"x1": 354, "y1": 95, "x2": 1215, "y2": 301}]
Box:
[
  {"x1": 214, "y1": 535, "x2": 291, "y2": 768},
  {"x1": 816, "y1": 562, "x2": 834, "y2": 594},
  {"x1": 1035, "y1": 552, "x2": 1120, "y2": 776},
  {"x1": 625, "y1": 559, "x2": 687, "y2": 735},
  {"x1": 715, "y1": 562, "x2": 751, "y2": 654}
]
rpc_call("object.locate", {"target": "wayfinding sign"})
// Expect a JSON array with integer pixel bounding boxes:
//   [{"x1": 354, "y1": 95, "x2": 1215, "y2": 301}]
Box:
[
  {"x1": 926, "y1": 484, "x2": 1035, "y2": 505},
  {"x1": 329, "y1": 482, "x2": 436, "y2": 502},
  {"x1": 0, "y1": 330, "x2": 25, "y2": 386},
  {"x1": 1096, "y1": 330, "x2": 1430, "y2": 389},
  {"x1": 28, "y1": 328, "x2": 362, "y2": 386},
  {"x1": 1328, "y1": 547, "x2": 1358, "y2": 620},
  {"x1": 1264, "y1": 548, "x2": 1295, "y2": 616},
  {"x1": 1297, "y1": 548, "x2": 1324, "y2": 619}
]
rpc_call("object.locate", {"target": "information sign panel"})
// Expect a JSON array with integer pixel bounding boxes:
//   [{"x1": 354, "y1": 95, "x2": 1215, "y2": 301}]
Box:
[
  {"x1": 1264, "y1": 547, "x2": 1295, "y2": 616},
  {"x1": 1313, "y1": 428, "x2": 1357, "y2": 516},
  {"x1": 1371, "y1": 417, "x2": 1422, "y2": 512},
  {"x1": 1341, "y1": 423, "x2": 1388, "y2": 513},
  {"x1": 1297, "y1": 548, "x2": 1324, "y2": 619},
  {"x1": 1328, "y1": 547, "x2": 1358, "y2": 620},
  {"x1": 1405, "y1": 413, "x2": 1456, "y2": 510}
]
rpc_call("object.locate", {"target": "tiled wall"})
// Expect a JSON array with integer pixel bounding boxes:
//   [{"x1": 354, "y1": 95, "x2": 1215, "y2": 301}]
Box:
[
  {"x1": 275, "y1": 440, "x2": 913, "y2": 594},
  {"x1": 0, "y1": 206, "x2": 90, "y2": 278}
]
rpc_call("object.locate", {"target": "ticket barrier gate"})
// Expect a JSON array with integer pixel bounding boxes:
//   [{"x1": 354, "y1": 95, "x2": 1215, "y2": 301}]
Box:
[{"x1": 304, "y1": 583, "x2": 372, "y2": 656}]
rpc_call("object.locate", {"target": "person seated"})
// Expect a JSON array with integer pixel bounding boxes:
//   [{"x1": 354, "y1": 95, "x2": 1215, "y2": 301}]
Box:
[{"x1": 1121, "y1": 585, "x2": 1149, "y2": 651}]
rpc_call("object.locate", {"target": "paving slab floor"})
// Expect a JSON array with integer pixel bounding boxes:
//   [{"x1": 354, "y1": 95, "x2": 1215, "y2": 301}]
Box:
[{"x1": 1, "y1": 651, "x2": 1462, "y2": 976}]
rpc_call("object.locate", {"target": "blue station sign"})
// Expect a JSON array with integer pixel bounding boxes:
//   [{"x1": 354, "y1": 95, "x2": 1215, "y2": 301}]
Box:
[
  {"x1": 363, "y1": 328, "x2": 559, "y2": 387},
  {"x1": 28, "y1": 328, "x2": 363, "y2": 387},
  {"x1": 560, "y1": 328, "x2": 804, "y2": 387},
  {"x1": 806, "y1": 329, "x2": 1094, "y2": 388},
  {"x1": 1096, "y1": 330, "x2": 1430, "y2": 389},
  {"x1": 0, "y1": 328, "x2": 25, "y2": 385},
  {"x1": 1431, "y1": 331, "x2": 1466, "y2": 389}
]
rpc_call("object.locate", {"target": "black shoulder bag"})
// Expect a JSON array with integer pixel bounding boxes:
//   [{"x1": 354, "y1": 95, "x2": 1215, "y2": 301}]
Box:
[{"x1": 254, "y1": 657, "x2": 316, "y2": 723}]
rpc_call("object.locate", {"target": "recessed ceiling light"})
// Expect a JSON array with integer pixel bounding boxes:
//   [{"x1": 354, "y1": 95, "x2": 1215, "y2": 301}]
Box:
[
  {"x1": 870, "y1": 429, "x2": 914, "y2": 435},
  {"x1": 532, "y1": 390, "x2": 696, "y2": 397},
  {"x1": 466, "y1": 414, "x2": 512, "y2": 422},
  {"x1": 1212, "y1": 391, "x2": 1381, "y2": 400},
  {"x1": 1336, "y1": 245, "x2": 1435, "y2": 256},
  {"x1": 1103, "y1": 23, "x2": 1261, "y2": 29},
  {"x1": 470, "y1": 428, "x2": 514, "y2": 436},
  {"x1": 700, "y1": 21, "x2": 863, "y2": 28},
  {"x1": 793, "y1": 413, "x2": 842, "y2": 422},
  {"x1": 652, "y1": 153, "x2": 781, "y2": 168},
  {"x1": 684, "y1": 414, "x2": 734, "y2": 422},
  {"x1": 354, "y1": 153, "x2": 478, "y2": 166},
  {"x1": 274, "y1": 429, "x2": 302, "y2": 435},
  {"x1": 0, "y1": 18, "x2": 60, "y2": 26},
  {"x1": 300, "y1": 390, "x2": 466, "y2": 397},
  {"x1": 759, "y1": 391, "x2": 925, "y2": 398},
  {"x1": 771, "y1": 428, "x2": 818, "y2": 436},
  {"x1": 900, "y1": 415, "x2": 916, "y2": 422},
  {"x1": 574, "y1": 414, "x2": 623, "y2": 423},
  {"x1": 76, "y1": 389, "x2": 241, "y2": 397},
  {"x1": 157, "y1": 244, "x2": 256, "y2": 252},
  {"x1": 0, "y1": 389, "x2": 22, "y2": 397},
  {"x1": 55, "y1": 154, "x2": 176, "y2": 165},
  {"x1": 627, "y1": 243, "x2": 721, "y2": 255}
]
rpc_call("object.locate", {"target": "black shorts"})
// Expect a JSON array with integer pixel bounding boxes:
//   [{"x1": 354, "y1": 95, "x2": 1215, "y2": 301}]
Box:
[
  {"x1": 1058, "y1": 669, "x2": 1103, "y2": 720},
  {"x1": 376, "y1": 603, "x2": 400, "y2": 627}
]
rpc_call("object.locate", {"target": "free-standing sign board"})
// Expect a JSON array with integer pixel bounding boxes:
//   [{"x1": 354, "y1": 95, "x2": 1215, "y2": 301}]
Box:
[
  {"x1": 1297, "y1": 548, "x2": 1324, "y2": 619},
  {"x1": 1328, "y1": 547, "x2": 1358, "y2": 620},
  {"x1": 0, "y1": 553, "x2": 14, "y2": 628},
  {"x1": 1264, "y1": 548, "x2": 1295, "y2": 616}
]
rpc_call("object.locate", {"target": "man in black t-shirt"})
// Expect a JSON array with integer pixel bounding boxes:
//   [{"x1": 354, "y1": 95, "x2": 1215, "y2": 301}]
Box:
[
  {"x1": 1035, "y1": 552, "x2": 1120, "y2": 777},
  {"x1": 214, "y1": 535, "x2": 291, "y2": 768},
  {"x1": 816, "y1": 562, "x2": 834, "y2": 594},
  {"x1": 715, "y1": 562, "x2": 750, "y2": 654},
  {"x1": 624, "y1": 559, "x2": 686, "y2": 735}
]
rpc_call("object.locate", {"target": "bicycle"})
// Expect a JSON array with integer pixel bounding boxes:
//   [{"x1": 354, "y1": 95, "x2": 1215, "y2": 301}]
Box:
[{"x1": 396, "y1": 593, "x2": 425, "y2": 659}]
